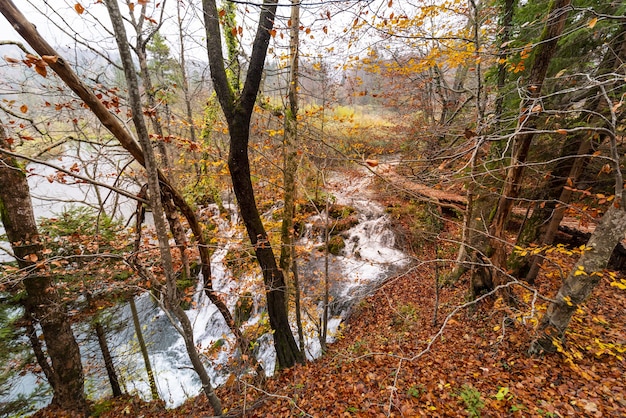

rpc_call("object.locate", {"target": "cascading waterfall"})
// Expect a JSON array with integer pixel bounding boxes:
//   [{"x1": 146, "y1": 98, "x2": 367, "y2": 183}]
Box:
[{"x1": 1, "y1": 165, "x2": 410, "y2": 412}]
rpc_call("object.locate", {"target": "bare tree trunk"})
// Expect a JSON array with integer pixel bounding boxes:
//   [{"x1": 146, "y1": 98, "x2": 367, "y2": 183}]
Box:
[
  {"x1": 524, "y1": 135, "x2": 595, "y2": 283},
  {"x1": 494, "y1": 0, "x2": 517, "y2": 123},
  {"x1": 129, "y1": 296, "x2": 159, "y2": 400},
  {"x1": 530, "y1": 78, "x2": 624, "y2": 354},
  {"x1": 0, "y1": 0, "x2": 248, "y2": 371},
  {"x1": 0, "y1": 123, "x2": 88, "y2": 416},
  {"x1": 87, "y1": 292, "x2": 122, "y2": 398},
  {"x1": 202, "y1": 0, "x2": 304, "y2": 369},
  {"x1": 105, "y1": 1, "x2": 222, "y2": 413},
  {"x1": 279, "y1": 0, "x2": 305, "y2": 357},
  {"x1": 530, "y1": 205, "x2": 626, "y2": 354},
  {"x1": 490, "y1": 0, "x2": 571, "y2": 273}
]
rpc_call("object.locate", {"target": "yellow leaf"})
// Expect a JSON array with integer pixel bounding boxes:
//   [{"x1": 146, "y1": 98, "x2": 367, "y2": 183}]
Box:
[
  {"x1": 588, "y1": 17, "x2": 597, "y2": 29},
  {"x1": 610, "y1": 280, "x2": 626, "y2": 290},
  {"x1": 74, "y1": 3, "x2": 84, "y2": 14}
]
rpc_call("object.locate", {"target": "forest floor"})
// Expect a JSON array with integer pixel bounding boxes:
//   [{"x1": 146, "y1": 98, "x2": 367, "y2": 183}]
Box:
[{"x1": 35, "y1": 179, "x2": 626, "y2": 418}]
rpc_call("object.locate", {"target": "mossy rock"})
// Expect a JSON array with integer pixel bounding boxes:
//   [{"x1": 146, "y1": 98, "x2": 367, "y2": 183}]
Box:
[
  {"x1": 332, "y1": 215, "x2": 359, "y2": 233},
  {"x1": 328, "y1": 204, "x2": 356, "y2": 219},
  {"x1": 234, "y1": 291, "x2": 254, "y2": 327},
  {"x1": 326, "y1": 235, "x2": 346, "y2": 256}
]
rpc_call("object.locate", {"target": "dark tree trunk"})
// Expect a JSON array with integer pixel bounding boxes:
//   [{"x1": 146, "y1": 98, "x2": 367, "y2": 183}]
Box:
[
  {"x1": 0, "y1": 123, "x2": 88, "y2": 415},
  {"x1": 202, "y1": 0, "x2": 304, "y2": 368},
  {"x1": 94, "y1": 320, "x2": 122, "y2": 397},
  {"x1": 86, "y1": 291, "x2": 122, "y2": 398},
  {"x1": 490, "y1": 0, "x2": 571, "y2": 273},
  {"x1": 129, "y1": 297, "x2": 159, "y2": 400}
]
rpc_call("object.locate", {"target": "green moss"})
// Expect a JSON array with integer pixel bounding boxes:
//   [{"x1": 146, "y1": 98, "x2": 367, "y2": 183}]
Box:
[{"x1": 326, "y1": 235, "x2": 345, "y2": 256}]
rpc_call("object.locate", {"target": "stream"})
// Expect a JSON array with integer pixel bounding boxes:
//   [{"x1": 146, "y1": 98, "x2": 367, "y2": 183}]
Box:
[{"x1": 1, "y1": 162, "x2": 410, "y2": 412}]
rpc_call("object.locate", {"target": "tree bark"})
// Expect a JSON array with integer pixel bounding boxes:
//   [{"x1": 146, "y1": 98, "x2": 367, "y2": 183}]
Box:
[
  {"x1": 105, "y1": 1, "x2": 222, "y2": 413},
  {"x1": 87, "y1": 291, "x2": 123, "y2": 398},
  {"x1": 0, "y1": 123, "x2": 88, "y2": 415},
  {"x1": 529, "y1": 205, "x2": 626, "y2": 354},
  {"x1": 490, "y1": 0, "x2": 571, "y2": 272},
  {"x1": 129, "y1": 296, "x2": 159, "y2": 400},
  {"x1": 202, "y1": 0, "x2": 304, "y2": 368},
  {"x1": 280, "y1": 0, "x2": 305, "y2": 356},
  {"x1": 0, "y1": 0, "x2": 247, "y2": 366}
]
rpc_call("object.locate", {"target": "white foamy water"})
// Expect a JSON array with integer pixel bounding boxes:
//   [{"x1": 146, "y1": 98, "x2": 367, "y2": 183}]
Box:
[{"x1": 2, "y1": 165, "x2": 410, "y2": 411}]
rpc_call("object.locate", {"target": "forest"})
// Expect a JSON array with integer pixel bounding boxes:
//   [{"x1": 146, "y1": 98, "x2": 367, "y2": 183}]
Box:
[{"x1": 0, "y1": 0, "x2": 624, "y2": 416}]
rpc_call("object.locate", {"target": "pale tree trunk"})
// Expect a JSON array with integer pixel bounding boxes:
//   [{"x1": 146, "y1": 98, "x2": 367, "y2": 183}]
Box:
[
  {"x1": 0, "y1": 123, "x2": 88, "y2": 415},
  {"x1": 128, "y1": 4, "x2": 190, "y2": 279},
  {"x1": 128, "y1": 1, "x2": 171, "y2": 170},
  {"x1": 279, "y1": 0, "x2": 305, "y2": 355},
  {"x1": 529, "y1": 80, "x2": 624, "y2": 354},
  {"x1": 0, "y1": 0, "x2": 248, "y2": 373},
  {"x1": 105, "y1": 1, "x2": 222, "y2": 414},
  {"x1": 530, "y1": 205, "x2": 626, "y2": 354},
  {"x1": 202, "y1": 0, "x2": 304, "y2": 369},
  {"x1": 176, "y1": 3, "x2": 198, "y2": 148},
  {"x1": 490, "y1": 0, "x2": 571, "y2": 273}
]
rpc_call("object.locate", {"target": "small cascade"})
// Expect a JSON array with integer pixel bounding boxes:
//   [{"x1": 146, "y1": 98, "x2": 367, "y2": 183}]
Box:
[{"x1": 3, "y1": 167, "x2": 410, "y2": 412}]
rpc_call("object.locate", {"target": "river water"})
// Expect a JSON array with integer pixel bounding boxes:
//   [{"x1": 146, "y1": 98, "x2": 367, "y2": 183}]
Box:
[{"x1": 1, "y1": 159, "x2": 410, "y2": 412}]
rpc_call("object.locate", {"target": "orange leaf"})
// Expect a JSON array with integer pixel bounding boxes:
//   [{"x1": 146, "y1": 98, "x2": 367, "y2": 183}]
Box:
[
  {"x1": 20, "y1": 104, "x2": 28, "y2": 113},
  {"x1": 74, "y1": 3, "x2": 85, "y2": 14},
  {"x1": 4, "y1": 55, "x2": 19, "y2": 64},
  {"x1": 269, "y1": 29, "x2": 277, "y2": 38},
  {"x1": 556, "y1": 129, "x2": 567, "y2": 135},
  {"x1": 34, "y1": 64, "x2": 47, "y2": 77},
  {"x1": 588, "y1": 17, "x2": 597, "y2": 29},
  {"x1": 25, "y1": 253, "x2": 38, "y2": 262},
  {"x1": 42, "y1": 55, "x2": 58, "y2": 64}
]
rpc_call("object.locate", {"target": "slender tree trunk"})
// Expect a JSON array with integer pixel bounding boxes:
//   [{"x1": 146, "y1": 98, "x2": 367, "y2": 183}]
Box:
[
  {"x1": 490, "y1": 0, "x2": 571, "y2": 272},
  {"x1": 202, "y1": 0, "x2": 304, "y2": 369},
  {"x1": 321, "y1": 194, "x2": 330, "y2": 353},
  {"x1": 529, "y1": 205, "x2": 626, "y2": 354},
  {"x1": 494, "y1": 0, "x2": 517, "y2": 123},
  {"x1": 105, "y1": 1, "x2": 222, "y2": 413},
  {"x1": 524, "y1": 135, "x2": 595, "y2": 283},
  {"x1": 129, "y1": 297, "x2": 159, "y2": 400},
  {"x1": 0, "y1": 123, "x2": 88, "y2": 415},
  {"x1": 87, "y1": 292, "x2": 122, "y2": 398},
  {"x1": 94, "y1": 320, "x2": 122, "y2": 397},
  {"x1": 280, "y1": 0, "x2": 304, "y2": 356}
]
